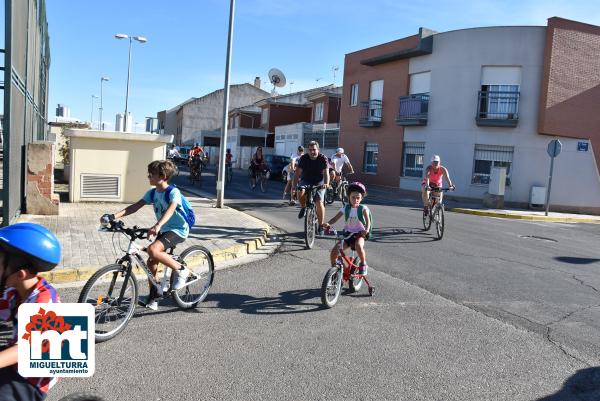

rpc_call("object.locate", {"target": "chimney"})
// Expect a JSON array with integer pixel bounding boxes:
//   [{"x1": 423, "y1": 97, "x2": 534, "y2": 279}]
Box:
[{"x1": 254, "y1": 77, "x2": 261, "y2": 89}]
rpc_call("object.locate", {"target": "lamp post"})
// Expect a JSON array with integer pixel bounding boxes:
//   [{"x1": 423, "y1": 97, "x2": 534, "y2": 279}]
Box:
[
  {"x1": 216, "y1": 0, "x2": 235, "y2": 208},
  {"x1": 114, "y1": 33, "x2": 147, "y2": 132},
  {"x1": 99, "y1": 76, "x2": 110, "y2": 130},
  {"x1": 90, "y1": 95, "x2": 98, "y2": 129}
]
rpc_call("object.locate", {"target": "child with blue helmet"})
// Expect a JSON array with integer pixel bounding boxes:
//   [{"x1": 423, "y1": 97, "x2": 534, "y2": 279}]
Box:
[{"x1": 0, "y1": 223, "x2": 62, "y2": 401}]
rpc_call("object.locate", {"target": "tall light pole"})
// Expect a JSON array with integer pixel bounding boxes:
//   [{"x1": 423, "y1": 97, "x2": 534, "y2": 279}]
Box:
[
  {"x1": 99, "y1": 76, "x2": 110, "y2": 130},
  {"x1": 216, "y1": 0, "x2": 235, "y2": 208},
  {"x1": 90, "y1": 95, "x2": 98, "y2": 129},
  {"x1": 115, "y1": 33, "x2": 147, "y2": 132}
]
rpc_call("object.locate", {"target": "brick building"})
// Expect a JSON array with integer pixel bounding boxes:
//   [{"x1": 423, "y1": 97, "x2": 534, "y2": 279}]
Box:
[{"x1": 339, "y1": 17, "x2": 600, "y2": 213}]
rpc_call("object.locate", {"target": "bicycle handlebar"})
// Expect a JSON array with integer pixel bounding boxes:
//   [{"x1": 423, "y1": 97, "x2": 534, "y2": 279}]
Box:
[
  {"x1": 100, "y1": 219, "x2": 150, "y2": 240},
  {"x1": 324, "y1": 228, "x2": 356, "y2": 241}
]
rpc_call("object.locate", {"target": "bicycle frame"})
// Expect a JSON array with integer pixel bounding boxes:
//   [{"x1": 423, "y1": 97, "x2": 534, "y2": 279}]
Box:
[{"x1": 334, "y1": 235, "x2": 372, "y2": 288}]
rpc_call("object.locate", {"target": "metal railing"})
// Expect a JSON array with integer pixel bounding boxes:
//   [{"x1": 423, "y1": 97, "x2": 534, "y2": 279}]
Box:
[
  {"x1": 476, "y1": 90, "x2": 519, "y2": 127},
  {"x1": 359, "y1": 100, "x2": 382, "y2": 127},
  {"x1": 396, "y1": 93, "x2": 429, "y2": 125}
]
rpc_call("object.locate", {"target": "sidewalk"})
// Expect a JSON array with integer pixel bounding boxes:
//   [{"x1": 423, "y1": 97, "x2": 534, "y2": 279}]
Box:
[
  {"x1": 16, "y1": 192, "x2": 270, "y2": 284},
  {"x1": 365, "y1": 185, "x2": 600, "y2": 224}
]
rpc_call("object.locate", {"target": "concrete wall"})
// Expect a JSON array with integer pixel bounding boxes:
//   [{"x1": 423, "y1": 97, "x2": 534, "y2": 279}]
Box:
[
  {"x1": 401, "y1": 26, "x2": 600, "y2": 211},
  {"x1": 66, "y1": 129, "x2": 172, "y2": 203}
]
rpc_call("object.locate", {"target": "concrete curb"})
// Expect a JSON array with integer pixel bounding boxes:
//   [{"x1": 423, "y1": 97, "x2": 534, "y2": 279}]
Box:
[
  {"x1": 449, "y1": 208, "x2": 600, "y2": 224},
  {"x1": 40, "y1": 226, "x2": 270, "y2": 285}
]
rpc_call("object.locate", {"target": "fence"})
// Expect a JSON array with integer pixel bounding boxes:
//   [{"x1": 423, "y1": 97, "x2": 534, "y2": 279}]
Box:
[{"x1": 2, "y1": 0, "x2": 51, "y2": 225}]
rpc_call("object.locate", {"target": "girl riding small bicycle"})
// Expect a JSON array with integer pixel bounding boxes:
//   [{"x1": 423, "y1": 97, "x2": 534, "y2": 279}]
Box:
[{"x1": 322, "y1": 182, "x2": 371, "y2": 275}]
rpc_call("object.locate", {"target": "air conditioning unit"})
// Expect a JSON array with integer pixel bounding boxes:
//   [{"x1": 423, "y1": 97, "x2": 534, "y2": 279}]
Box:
[{"x1": 530, "y1": 186, "x2": 546, "y2": 209}]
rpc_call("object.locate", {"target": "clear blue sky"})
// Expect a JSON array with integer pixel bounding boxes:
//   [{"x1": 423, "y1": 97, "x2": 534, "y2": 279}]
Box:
[{"x1": 46, "y1": 0, "x2": 600, "y2": 131}]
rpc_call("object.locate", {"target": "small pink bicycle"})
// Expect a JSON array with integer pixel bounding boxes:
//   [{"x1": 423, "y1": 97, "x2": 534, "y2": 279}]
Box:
[{"x1": 320, "y1": 230, "x2": 374, "y2": 308}]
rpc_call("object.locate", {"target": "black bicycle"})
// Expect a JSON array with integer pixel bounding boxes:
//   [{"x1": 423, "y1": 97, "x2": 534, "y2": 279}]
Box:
[
  {"x1": 423, "y1": 187, "x2": 453, "y2": 240},
  {"x1": 300, "y1": 184, "x2": 326, "y2": 249},
  {"x1": 78, "y1": 220, "x2": 214, "y2": 342},
  {"x1": 188, "y1": 157, "x2": 203, "y2": 186},
  {"x1": 325, "y1": 173, "x2": 350, "y2": 205}
]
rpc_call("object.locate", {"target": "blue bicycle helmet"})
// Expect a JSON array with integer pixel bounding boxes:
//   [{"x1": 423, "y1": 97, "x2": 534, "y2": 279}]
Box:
[{"x1": 0, "y1": 223, "x2": 61, "y2": 272}]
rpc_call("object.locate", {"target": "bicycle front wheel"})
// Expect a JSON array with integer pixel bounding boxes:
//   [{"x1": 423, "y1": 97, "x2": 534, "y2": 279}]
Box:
[
  {"x1": 172, "y1": 246, "x2": 215, "y2": 308},
  {"x1": 325, "y1": 188, "x2": 334, "y2": 205},
  {"x1": 349, "y1": 256, "x2": 363, "y2": 293},
  {"x1": 435, "y1": 205, "x2": 445, "y2": 240},
  {"x1": 260, "y1": 175, "x2": 268, "y2": 192},
  {"x1": 304, "y1": 206, "x2": 316, "y2": 249},
  {"x1": 78, "y1": 264, "x2": 138, "y2": 342},
  {"x1": 321, "y1": 266, "x2": 343, "y2": 308}
]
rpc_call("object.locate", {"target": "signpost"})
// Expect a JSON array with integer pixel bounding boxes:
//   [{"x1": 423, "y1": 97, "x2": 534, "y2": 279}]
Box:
[{"x1": 545, "y1": 139, "x2": 562, "y2": 216}]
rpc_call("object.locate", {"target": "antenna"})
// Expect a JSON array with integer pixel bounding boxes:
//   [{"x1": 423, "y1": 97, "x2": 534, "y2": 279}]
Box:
[
  {"x1": 332, "y1": 66, "x2": 339, "y2": 85},
  {"x1": 289, "y1": 81, "x2": 294, "y2": 94},
  {"x1": 315, "y1": 77, "x2": 323, "y2": 86},
  {"x1": 268, "y1": 68, "x2": 286, "y2": 96}
]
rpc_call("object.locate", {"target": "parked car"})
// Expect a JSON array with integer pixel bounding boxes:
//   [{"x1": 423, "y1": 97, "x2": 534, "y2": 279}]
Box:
[{"x1": 264, "y1": 154, "x2": 290, "y2": 180}]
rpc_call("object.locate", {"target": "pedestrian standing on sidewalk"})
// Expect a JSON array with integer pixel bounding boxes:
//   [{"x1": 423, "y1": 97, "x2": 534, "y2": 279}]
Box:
[
  {"x1": 283, "y1": 145, "x2": 304, "y2": 205},
  {"x1": 100, "y1": 160, "x2": 190, "y2": 311}
]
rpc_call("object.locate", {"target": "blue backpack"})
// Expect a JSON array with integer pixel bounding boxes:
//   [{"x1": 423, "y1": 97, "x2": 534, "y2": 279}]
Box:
[{"x1": 150, "y1": 185, "x2": 196, "y2": 228}]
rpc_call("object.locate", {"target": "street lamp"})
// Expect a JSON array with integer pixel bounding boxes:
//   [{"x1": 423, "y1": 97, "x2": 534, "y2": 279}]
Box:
[
  {"x1": 99, "y1": 76, "x2": 110, "y2": 130},
  {"x1": 90, "y1": 95, "x2": 99, "y2": 129},
  {"x1": 114, "y1": 33, "x2": 147, "y2": 132}
]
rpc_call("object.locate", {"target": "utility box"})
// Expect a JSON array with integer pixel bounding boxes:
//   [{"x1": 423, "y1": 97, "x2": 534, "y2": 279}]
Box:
[
  {"x1": 489, "y1": 167, "x2": 507, "y2": 196},
  {"x1": 530, "y1": 186, "x2": 546, "y2": 209}
]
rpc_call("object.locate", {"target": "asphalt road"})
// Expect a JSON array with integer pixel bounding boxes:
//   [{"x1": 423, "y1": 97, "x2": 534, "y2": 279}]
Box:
[{"x1": 47, "y1": 166, "x2": 600, "y2": 401}]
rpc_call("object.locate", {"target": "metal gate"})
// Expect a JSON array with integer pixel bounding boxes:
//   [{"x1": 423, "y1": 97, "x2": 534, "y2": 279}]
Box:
[{"x1": 2, "y1": 0, "x2": 51, "y2": 225}]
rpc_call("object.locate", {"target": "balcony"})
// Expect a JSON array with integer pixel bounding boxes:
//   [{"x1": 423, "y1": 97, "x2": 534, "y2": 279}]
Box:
[
  {"x1": 359, "y1": 100, "x2": 382, "y2": 127},
  {"x1": 476, "y1": 90, "x2": 520, "y2": 127},
  {"x1": 396, "y1": 94, "x2": 429, "y2": 126}
]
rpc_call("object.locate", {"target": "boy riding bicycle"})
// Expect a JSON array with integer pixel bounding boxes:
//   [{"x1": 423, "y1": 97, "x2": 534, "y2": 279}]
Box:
[
  {"x1": 101, "y1": 160, "x2": 190, "y2": 311},
  {"x1": 322, "y1": 182, "x2": 371, "y2": 275},
  {"x1": 0, "y1": 223, "x2": 62, "y2": 401}
]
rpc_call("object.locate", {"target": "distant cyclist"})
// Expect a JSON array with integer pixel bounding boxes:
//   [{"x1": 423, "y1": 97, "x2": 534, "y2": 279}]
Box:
[
  {"x1": 188, "y1": 143, "x2": 205, "y2": 176},
  {"x1": 422, "y1": 155, "x2": 455, "y2": 215},
  {"x1": 329, "y1": 147, "x2": 354, "y2": 189},
  {"x1": 249, "y1": 147, "x2": 269, "y2": 190},
  {"x1": 167, "y1": 144, "x2": 181, "y2": 161},
  {"x1": 283, "y1": 146, "x2": 304, "y2": 204}
]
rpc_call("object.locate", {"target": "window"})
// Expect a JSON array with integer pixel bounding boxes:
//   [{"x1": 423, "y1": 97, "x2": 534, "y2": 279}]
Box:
[
  {"x1": 261, "y1": 107, "x2": 269, "y2": 125},
  {"x1": 471, "y1": 145, "x2": 514, "y2": 186},
  {"x1": 402, "y1": 142, "x2": 425, "y2": 177},
  {"x1": 313, "y1": 102, "x2": 324, "y2": 122},
  {"x1": 363, "y1": 143, "x2": 379, "y2": 173},
  {"x1": 350, "y1": 84, "x2": 359, "y2": 106},
  {"x1": 479, "y1": 84, "x2": 519, "y2": 119}
]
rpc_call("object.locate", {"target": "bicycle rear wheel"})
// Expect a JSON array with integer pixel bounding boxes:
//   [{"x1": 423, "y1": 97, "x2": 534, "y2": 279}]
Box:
[
  {"x1": 172, "y1": 245, "x2": 215, "y2": 308},
  {"x1": 325, "y1": 188, "x2": 334, "y2": 205},
  {"x1": 435, "y1": 204, "x2": 445, "y2": 240},
  {"x1": 321, "y1": 266, "x2": 343, "y2": 308},
  {"x1": 78, "y1": 264, "x2": 138, "y2": 342},
  {"x1": 304, "y1": 206, "x2": 316, "y2": 249}
]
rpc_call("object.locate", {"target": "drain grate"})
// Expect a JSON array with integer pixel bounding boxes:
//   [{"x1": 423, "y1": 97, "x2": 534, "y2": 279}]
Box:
[{"x1": 518, "y1": 235, "x2": 558, "y2": 243}]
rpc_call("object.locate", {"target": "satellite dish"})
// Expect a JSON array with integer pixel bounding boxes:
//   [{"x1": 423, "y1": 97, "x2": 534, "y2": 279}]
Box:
[{"x1": 268, "y1": 68, "x2": 286, "y2": 88}]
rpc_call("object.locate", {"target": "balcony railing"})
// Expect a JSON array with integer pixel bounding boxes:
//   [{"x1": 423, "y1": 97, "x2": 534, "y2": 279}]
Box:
[
  {"x1": 396, "y1": 93, "x2": 429, "y2": 126},
  {"x1": 476, "y1": 90, "x2": 520, "y2": 127},
  {"x1": 359, "y1": 100, "x2": 382, "y2": 127}
]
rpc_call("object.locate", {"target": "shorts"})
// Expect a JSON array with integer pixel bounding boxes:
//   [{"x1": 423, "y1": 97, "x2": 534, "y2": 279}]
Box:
[
  {"x1": 343, "y1": 232, "x2": 363, "y2": 251},
  {"x1": 287, "y1": 171, "x2": 295, "y2": 181},
  {"x1": 0, "y1": 367, "x2": 45, "y2": 401},
  {"x1": 156, "y1": 231, "x2": 186, "y2": 250},
  {"x1": 298, "y1": 180, "x2": 326, "y2": 201}
]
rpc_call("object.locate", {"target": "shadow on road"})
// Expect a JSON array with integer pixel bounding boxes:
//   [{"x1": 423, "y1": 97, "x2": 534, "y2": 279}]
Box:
[
  {"x1": 536, "y1": 367, "x2": 600, "y2": 401},
  {"x1": 369, "y1": 226, "x2": 438, "y2": 244},
  {"x1": 205, "y1": 289, "x2": 325, "y2": 315},
  {"x1": 555, "y1": 256, "x2": 600, "y2": 265},
  {"x1": 188, "y1": 225, "x2": 268, "y2": 244}
]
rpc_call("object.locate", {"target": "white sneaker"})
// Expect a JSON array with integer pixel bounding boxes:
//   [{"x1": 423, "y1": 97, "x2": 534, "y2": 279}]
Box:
[
  {"x1": 141, "y1": 296, "x2": 158, "y2": 311},
  {"x1": 172, "y1": 267, "x2": 191, "y2": 290}
]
